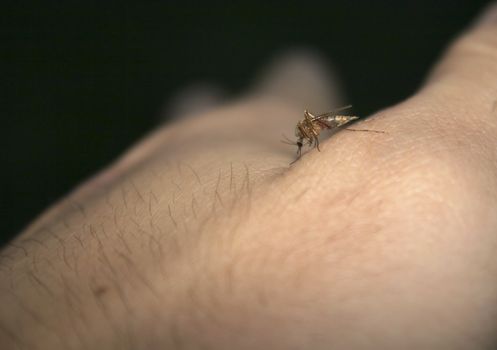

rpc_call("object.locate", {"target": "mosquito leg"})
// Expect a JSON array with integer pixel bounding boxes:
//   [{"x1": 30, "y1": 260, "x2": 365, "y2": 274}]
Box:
[
  {"x1": 315, "y1": 136, "x2": 320, "y2": 151},
  {"x1": 316, "y1": 120, "x2": 329, "y2": 129},
  {"x1": 344, "y1": 128, "x2": 385, "y2": 134}
]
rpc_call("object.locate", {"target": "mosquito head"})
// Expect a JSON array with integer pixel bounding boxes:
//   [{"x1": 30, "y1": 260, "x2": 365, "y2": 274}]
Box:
[
  {"x1": 295, "y1": 121, "x2": 306, "y2": 139},
  {"x1": 295, "y1": 127, "x2": 301, "y2": 138}
]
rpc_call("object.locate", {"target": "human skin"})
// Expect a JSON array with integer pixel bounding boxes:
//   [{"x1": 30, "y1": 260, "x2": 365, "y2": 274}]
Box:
[{"x1": 2, "y1": 4, "x2": 497, "y2": 350}]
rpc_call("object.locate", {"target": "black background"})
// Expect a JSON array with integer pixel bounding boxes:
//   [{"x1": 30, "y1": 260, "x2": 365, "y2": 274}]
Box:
[{"x1": 1, "y1": 0, "x2": 491, "y2": 245}]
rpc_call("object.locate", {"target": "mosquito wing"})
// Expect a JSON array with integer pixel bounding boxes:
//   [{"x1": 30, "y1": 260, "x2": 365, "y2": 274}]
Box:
[{"x1": 311, "y1": 105, "x2": 353, "y2": 121}]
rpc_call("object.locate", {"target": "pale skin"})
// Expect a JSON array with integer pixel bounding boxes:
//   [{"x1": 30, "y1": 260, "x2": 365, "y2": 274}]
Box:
[{"x1": 2, "y1": 4, "x2": 497, "y2": 349}]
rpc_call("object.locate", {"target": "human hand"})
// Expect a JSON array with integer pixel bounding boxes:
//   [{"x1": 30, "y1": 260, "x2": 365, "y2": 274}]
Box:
[{"x1": 2, "y1": 4, "x2": 497, "y2": 349}]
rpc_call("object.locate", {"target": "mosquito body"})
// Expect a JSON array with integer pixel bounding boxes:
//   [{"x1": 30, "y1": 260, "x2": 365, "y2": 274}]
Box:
[{"x1": 282, "y1": 105, "x2": 383, "y2": 163}]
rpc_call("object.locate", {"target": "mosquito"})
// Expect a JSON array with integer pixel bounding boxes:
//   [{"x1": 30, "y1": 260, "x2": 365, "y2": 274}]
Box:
[{"x1": 282, "y1": 105, "x2": 384, "y2": 163}]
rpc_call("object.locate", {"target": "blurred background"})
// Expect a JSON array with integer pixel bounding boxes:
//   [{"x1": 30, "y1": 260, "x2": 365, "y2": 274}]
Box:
[{"x1": 1, "y1": 0, "x2": 491, "y2": 246}]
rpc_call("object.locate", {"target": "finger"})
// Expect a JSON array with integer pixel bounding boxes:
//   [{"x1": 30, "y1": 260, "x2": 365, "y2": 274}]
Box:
[
  {"x1": 249, "y1": 49, "x2": 345, "y2": 115},
  {"x1": 163, "y1": 82, "x2": 225, "y2": 120},
  {"x1": 423, "y1": 2, "x2": 497, "y2": 114}
]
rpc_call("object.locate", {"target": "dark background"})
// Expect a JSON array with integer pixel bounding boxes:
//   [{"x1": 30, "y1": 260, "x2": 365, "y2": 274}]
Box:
[{"x1": 1, "y1": 0, "x2": 491, "y2": 246}]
